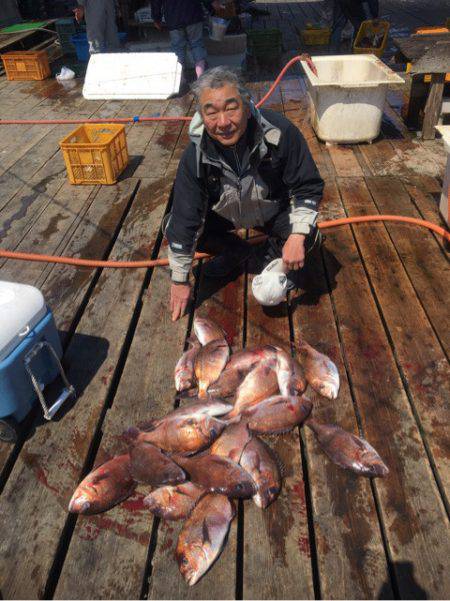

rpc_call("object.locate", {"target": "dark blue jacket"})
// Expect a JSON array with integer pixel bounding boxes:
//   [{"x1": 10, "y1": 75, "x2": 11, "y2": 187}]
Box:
[{"x1": 150, "y1": 0, "x2": 207, "y2": 30}]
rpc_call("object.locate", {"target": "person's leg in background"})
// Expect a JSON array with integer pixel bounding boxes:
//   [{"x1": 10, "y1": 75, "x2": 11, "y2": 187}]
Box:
[
  {"x1": 186, "y1": 21, "x2": 208, "y2": 79},
  {"x1": 340, "y1": 0, "x2": 367, "y2": 46},
  {"x1": 366, "y1": 0, "x2": 379, "y2": 18},
  {"x1": 169, "y1": 27, "x2": 190, "y2": 95},
  {"x1": 329, "y1": 0, "x2": 348, "y2": 54},
  {"x1": 84, "y1": 0, "x2": 107, "y2": 53},
  {"x1": 104, "y1": 0, "x2": 120, "y2": 51}
]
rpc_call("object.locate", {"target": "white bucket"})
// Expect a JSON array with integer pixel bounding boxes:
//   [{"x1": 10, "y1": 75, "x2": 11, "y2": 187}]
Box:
[{"x1": 210, "y1": 17, "x2": 229, "y2": 41}]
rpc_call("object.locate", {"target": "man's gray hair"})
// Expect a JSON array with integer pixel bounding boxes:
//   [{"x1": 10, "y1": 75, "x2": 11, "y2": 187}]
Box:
[{"x1": 191, "y1": 67, "x2": 252, "y2": 109}]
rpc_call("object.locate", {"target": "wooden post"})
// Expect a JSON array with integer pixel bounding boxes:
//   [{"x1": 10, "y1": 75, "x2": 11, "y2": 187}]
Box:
[
  {"x1": 422, "y1": 73, "x2": 445, "y2": 139},
  {"x1": 404, "y1": 75, "x2": 428, "y2": 130}
]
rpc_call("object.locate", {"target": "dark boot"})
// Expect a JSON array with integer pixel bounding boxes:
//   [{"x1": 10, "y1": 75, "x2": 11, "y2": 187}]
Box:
[{"x1": 201, "y1": 235, "x2": 253, "y2": 278}]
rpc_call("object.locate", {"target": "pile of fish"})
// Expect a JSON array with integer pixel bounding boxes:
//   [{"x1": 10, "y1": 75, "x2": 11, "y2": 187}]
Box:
[{"x1": 68, "y1": 316, "x2": 389, "y2": 585}]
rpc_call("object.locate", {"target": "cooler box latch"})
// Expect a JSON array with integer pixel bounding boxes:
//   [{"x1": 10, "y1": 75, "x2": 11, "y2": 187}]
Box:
[{"x1": 24, "y1": 341, "x2": 75, "y2": 420}]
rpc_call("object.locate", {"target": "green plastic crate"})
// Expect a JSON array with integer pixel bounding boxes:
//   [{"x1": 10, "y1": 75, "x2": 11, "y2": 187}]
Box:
[{"x1": 56, "y1": 18, "x2": 85, "y2": 55}]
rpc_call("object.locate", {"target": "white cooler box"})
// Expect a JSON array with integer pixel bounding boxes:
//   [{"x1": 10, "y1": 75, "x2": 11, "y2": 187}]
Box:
[{"x1": 0, "y1": 281, "x2": 74, "y2": 442}]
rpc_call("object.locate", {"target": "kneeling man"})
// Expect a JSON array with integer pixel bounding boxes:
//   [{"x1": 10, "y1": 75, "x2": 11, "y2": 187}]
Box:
[{"x1": 165, "y1": 67, "x2": 324, "y2": 320}]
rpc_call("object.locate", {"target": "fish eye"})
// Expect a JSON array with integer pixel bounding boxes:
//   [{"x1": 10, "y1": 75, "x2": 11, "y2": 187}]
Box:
[
  {"x1": 236, "y1": 483, "x2": 243, "y2": 491},
  {"x1": 181, "y1": 556, "x2": 189, "y2": 565}
]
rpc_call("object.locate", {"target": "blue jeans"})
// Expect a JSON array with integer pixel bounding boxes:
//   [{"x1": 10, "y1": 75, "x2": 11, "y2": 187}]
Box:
[
  {"x1": 169, "y1": 21, "x2": 207, "y2": 66},
  {"x1": 85, "y1": 0, "x2": 120, "y2": 54}
]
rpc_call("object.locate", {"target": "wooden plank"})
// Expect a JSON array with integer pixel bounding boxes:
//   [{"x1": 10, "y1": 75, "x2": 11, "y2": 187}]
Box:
[
  {"x1": 327, "y1": 145, "x2": 364, "y2": 177},
  {"x1": 323, "y1": 179, "x2": 450, "y2": 599},
  {"x1": 35, "y1": 178, "x2": 137, "y2": 333},
  {"x1": 403, "y1": 177, "x2": 446, "y2": 226},
  {"x1": 243, "y1": 269, "x2": 315, "y2": 599},
  {"x1": 338, "y1": 175, "x2": 450, "y2": 506},
  {"x1": 0, "y1": 179, "x2": 99, "y2": 279},
  {"x1": 53, "y1": 183, "x2": 180, "y2": 600},
  {"x1": 393, "y1": 34, "x2": 450, "y2": 63},
  {"x1": 291, "y1": 179, "x2": 392, "y2": 599},
  {"x1": 147, "y1": 266, "x2": 245, "y2": 600},
  {"x1": 0, "y1": 176, "x2": 98, "y2": 264},
  {"x1": 365, "y1": 176, "x2": 450, "y2": 354},
  {"x1": 411, "y1": 40, "x2": 450, "y2": 74},
  {"x1": 421, "y1": 73, "x2": 445, "y2": 140},
  {"x1": 358, "y1": 140, "x2": 401, "y2": 177},
  {"x1": 386, "y1": 138, "x2": 445, "y2": 180},
  {"x1": 0, "y1": 176, "x2": 160, "y2": 599},
  {"x1": 133, "y1": 95, "x2": 193, "y2": 179},
  {"x1": 0, "y1": 124, "x2": 74, "y2": 213}
]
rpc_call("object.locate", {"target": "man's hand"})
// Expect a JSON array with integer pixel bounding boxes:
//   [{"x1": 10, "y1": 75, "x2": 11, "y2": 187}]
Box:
[
  {"x1": 170, "y1": 282, "x2": 191, "y2": 321},
  {"x1": 153, "y1": 20, "x2": 164, "y2": 31},
  {"x1": 282, "y1": 234, "x2": 306, "y2": 271},
  {"x1": 73, "y1": 6, "x2": 84, "y2": 23}
]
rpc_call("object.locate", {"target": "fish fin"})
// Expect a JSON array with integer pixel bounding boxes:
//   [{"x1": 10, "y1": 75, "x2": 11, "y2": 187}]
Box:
[
  {"x1": 136, "y1": 419, "x2": 156, "y2": 431},
  {"x1": 176, "y1": 387, "x2": 199, "y2": 400},
  {"x1": 186, "y1": 335, "x2": 199, "y2": 348},
  {"x1": 265, "y1": 445, "x2": 287, "y2": 478},
  {"x1": 202, "y1": 518, "x2": 212, "y2": 546},
  {"x1": 219, "y1": 414, "x2": 241, "y2": 426}
]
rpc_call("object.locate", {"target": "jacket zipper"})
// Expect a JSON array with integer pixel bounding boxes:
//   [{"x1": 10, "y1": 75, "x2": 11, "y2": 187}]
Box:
[{"x1": 233, "y1": 145, "x2": 243, "y2": 218}]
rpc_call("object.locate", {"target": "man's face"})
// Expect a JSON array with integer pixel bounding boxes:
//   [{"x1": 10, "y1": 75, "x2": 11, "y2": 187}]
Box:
[{"x1": 199, "y1": 83, "x2": 250, "y2": 147}]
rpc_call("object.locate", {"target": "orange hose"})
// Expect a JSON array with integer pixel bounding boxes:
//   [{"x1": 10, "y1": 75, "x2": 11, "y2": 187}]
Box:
[
  {"x1": 0, "y1": 216, "x2": 447, "y2": 269},
  {"x1": 0, "y1": 56, "x2": 307, "y2": 126}
]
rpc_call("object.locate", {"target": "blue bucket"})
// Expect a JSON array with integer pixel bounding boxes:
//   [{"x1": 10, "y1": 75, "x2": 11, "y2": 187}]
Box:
[{"x1": 71, "y1": 32, "x2": 127, "y2": 62}]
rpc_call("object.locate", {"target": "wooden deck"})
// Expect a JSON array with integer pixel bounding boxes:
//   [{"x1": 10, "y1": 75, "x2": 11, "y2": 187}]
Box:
[{"x1": 0, "y1": 2, "x2": 449, "y2": 599}]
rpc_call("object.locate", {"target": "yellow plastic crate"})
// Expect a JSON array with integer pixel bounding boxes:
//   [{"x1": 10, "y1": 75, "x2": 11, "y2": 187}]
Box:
[
  {"x1": 298, "y1": 24, "x2": 331, "y2": 46},
  {"x1": 353, "y1": 19, "x2": 390, "y2": 58},
  {"x1": 60, "y1": 124, "x2": 129, "y2": 185},
  {"x1": 1, "y1": 50, "x2": 50, "y2": 81}
]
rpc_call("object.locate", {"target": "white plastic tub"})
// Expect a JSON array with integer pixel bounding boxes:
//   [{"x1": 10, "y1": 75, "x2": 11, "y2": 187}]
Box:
[
  {"x1": 301, "y1": 54, "x2": 404, "y2": 144},
  {"x1": 435, "y1": 125, "x2": 450, "y2": 226}
]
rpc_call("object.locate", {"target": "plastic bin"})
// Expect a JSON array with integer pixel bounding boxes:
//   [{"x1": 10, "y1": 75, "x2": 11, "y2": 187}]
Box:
[
  {"x1": 301, "y1": 54, "x2": 404, "y2": 144},
  {"x1": 71, "y1": 32, "x2": 127, "y2": 62},
  {"x1": 60, "y1": 123, "x2": 129, "y2": 185},
  {"x1": 56, "y1": 17, "x2": 85, "y2": 55},
  {"x1": 353, "y1": 19, "x2": 390, "y2": 58},
  {"x1": 0, "y1": 281, "x2": 73, "y2": 442},
  {"x1": 1, "y1": 50, "x2": 51, "y2": 81},
  {"x1": 435, "y1": 125, "x2": 450, "y2": 226},
  {"x1": 247, "y1": 29, "x2": 282, "y2": 62},
  {"x1": 298, "y1": 24, "x2": 331, "y2": 46},
  {"x1": 209, "y1": 17, "x2": 229, "y2": 42}
]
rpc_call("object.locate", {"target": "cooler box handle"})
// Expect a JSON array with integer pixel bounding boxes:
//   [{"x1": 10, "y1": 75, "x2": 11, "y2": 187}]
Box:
[{"x1": 24, "y1": 341, "x2": 76, "y2": 420}]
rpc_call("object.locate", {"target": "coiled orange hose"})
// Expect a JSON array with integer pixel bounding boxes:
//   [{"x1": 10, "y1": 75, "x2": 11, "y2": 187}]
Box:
[{"x1": 0, "y1": 216, "x2": 447, "y2": 269}]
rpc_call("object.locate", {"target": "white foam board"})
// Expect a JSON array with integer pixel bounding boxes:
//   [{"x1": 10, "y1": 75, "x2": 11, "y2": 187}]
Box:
[{"x1": 82, "y1": 52, "x2": 182, "y2": 99}]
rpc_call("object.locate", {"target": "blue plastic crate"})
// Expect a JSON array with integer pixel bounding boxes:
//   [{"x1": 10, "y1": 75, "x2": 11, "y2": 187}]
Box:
[{"x1": 71, "y1": 32, "x2": 127, "y2": 62}]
